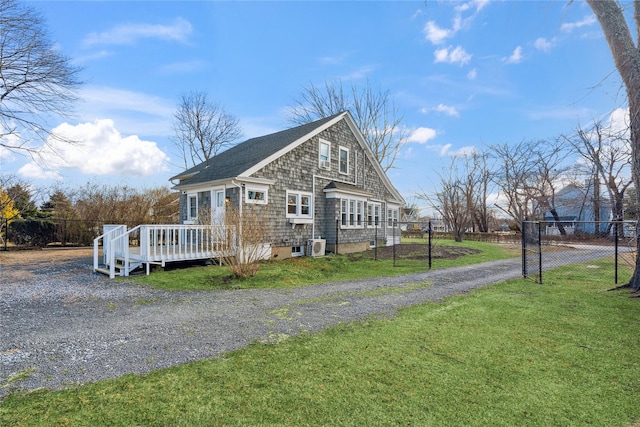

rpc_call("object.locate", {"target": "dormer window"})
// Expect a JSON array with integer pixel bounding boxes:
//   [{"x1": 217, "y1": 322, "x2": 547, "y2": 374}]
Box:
[{"x1": 319, "y1": 139, "x2": 331, "y2": 170}]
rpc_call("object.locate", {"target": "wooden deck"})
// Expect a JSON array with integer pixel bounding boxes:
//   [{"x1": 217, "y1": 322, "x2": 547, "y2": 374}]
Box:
[{"x1": 94, "y1": 224, "x2": 234, "y2": 278}]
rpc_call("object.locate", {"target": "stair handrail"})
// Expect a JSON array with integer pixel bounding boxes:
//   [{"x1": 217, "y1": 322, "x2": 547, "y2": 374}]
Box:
[
  {"x1": 108, "y1": 224, "x2": 142, "y2": 278},
  {"x1": 93, "y1": 225, "x2": 127, "y2": 274}
]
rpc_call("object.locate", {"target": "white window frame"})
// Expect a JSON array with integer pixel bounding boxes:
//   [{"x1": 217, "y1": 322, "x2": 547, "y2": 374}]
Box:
[
  {"x1": 319, "y1": 139, "x2": 331, "y2": 170},
  {"x1": 291, "y1": 246, "x2": 305, "y2": 257},
  {"x1": 187, "y1": 193, "x2": 198, "y2": 220},
  {"x1": 339, "y1": 146, "x2": 349, "y2": 175},
  {"x1": 387, "y1": 207, "x2": 399, "y2": 227},
  {"x1": 367, "y1": 202, "x2": 382, "y2": 228},
  {"x1": 340, "y1": 197, "x2": 365, "y2": 229},
  {"x1": 245, "y1": 185, "x2": 268, "y2": 205},
  {"x1": 286, "y1": 190, "x2": 313, "y2": 219}
]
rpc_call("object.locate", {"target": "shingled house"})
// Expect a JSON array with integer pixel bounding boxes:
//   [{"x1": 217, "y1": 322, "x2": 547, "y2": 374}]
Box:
[{"x1": 169, "y1": 111, "x2": 405, "y2": 259}]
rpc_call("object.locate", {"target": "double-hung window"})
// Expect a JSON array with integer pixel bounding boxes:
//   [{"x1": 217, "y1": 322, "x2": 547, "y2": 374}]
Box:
[
  {"x1": 339, "y1": 146, "x2": 349, "y2": 175},
  {"x1": 387, "y1": 207, "x2": 399, "y2": 227},
  {"x1": 187, "y1": 194, "x2": 198, "y2": 220},
  {"x1": 319, "y1": 139, "x2": 331, "y2": 170},
  {"x1": 367, "y1": 203, "x2": 381, "y2": 227},
  {"x1": 340, "y1": 198, "x2": 365, "y2": 228},
  {"x1": 286, "y1": 190, "x2": 313, "y2": 219}
]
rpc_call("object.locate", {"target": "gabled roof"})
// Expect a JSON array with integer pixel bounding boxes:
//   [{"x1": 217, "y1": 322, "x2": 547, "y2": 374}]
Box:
[
  {"x1": 170, "y1": 111, "x2": 405, "y2": 204},
  {"x1": 170, "y1": 112, "x2": 344, "y2": 187}
]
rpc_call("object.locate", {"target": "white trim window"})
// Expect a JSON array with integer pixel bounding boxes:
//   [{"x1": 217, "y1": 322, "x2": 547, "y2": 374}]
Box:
[
  {"x1": 367, "y1": 202, "x2": 381, "y2": 228},
  {"x1": 340, "y1": 198, "x2": 365, "y2": 228},
  {"x1": 246, "y1": 185, "x2": 268, "y2": 204},
  {"x1": 339, "y1": 146, "x2": 349, "y2": 175},
  {"x1": 286, "y1": 190, "x2": 313, "y2": 219},
  {"x1": 387, "y1": 207, "x2": 399, "y2": 227},
  {"x1": 319, "y1": 139, "x2": 331, "y2": 170},
  {"x1": 187, "y1": 194, "x2": 198, "y2": 220}
]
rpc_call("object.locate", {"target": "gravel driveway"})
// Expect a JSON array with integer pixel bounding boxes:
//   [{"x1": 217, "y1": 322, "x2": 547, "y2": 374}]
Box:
[{"x1": 1, "y1": 249, "x2": 526, "y2": 400}]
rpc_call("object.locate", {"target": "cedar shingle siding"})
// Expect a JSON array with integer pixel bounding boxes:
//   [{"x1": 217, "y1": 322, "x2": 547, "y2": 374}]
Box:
[{"x1": 170, "y1": 112, "x2": 404, "y2": 258}]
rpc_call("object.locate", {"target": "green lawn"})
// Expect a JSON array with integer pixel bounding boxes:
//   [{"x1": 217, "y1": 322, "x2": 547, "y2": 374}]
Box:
[
  {"x1": 128, "y1": 239, "x2": 520, "y2": 291},
  {"x1": 1, "y1": 259, "x2": 638, "y2": 426}
]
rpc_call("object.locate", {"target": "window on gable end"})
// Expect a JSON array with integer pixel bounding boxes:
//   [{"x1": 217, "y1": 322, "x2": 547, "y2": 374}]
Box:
[
  {"x1": 339, "y1": 146, "x2": 349, "y2": 174},
  {"x1": 319, "y1": 139, "x2": 331, "y2": 170}
]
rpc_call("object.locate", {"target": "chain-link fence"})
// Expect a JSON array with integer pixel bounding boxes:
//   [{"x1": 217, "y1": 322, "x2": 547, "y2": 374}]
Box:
[{"x1": 522, "y1": 220, "x2": 637, "y2": 284}]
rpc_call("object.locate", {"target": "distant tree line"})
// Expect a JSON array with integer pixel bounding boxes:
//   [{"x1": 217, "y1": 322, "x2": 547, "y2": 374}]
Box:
[
  {"x1": 418, "y1": 115, "x2": 635, "y2": 243},
  {"x1": 0, "y1": 177, "x2": 178, "y2": 247}
]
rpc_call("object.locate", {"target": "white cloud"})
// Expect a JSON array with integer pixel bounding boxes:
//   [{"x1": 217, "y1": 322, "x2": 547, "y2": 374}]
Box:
[
  {"x1": 504, "y1": 46, "x2": 523, "y2": 64},
  {"x1": 339, "y1": 65, "x2": 376, "y2": 81},
  {"x1": 435, "y1": 104, "x2": 460, "y2": 117},
  {"x1": 455, "y1": 0, "x2": 490, "y2": 14},
  {"x1": 423, "y1": 1, "x2": 489, "y2": 45},
  {"x1": 407, "y1": 127, "x2": 437, "y2": 144},
  {"x1": 607, "y1": 108, "x2": 630, "y2": 135},
  {"x1": 438, "y1": 143, "x2": 476, "y2": 157},
  {"x1": 420, "y1": 104, "x2": 460, "y2": 117},
  {"x1": 534, "y1": 37, "x2": 554, "y2": 52},
  {"x1": 78, "y1": 86, "x2": 174, "y2": 137},
  {"x1": 83, "y1": 18, "x2": 192, "y2": 46},
  {"x1": 18, "y1": 163, "x2": 62, "y2": 181},
  {"x1": 18, "y1": 119, "x2": 170, "y2": 181},
  {"x1": 561, "y1": 15, "x2": 597, "y2": 33},
  {"x1": 467, "y1": 68, "x2": 478, "y2": 80},
  {"x1": 423, "y1": 21, "x2": 453, "y2": 44},
  {"x1": 434, "y1": 46, "x2": 472, "y2": 65}
]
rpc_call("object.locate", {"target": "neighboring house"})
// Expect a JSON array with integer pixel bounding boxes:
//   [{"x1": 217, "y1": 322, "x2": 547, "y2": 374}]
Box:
[
  {"x1": 169, "y1": 111, "x2": 405, "y2": 259},
  {"x1": 543, "y1": 183, "x2": 611, "y2": 235}
]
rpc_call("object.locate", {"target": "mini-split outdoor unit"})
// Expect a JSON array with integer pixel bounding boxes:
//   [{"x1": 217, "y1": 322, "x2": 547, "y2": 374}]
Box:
[{"x1": 307, "y1": 239, "x2": 326, "y2": 257}]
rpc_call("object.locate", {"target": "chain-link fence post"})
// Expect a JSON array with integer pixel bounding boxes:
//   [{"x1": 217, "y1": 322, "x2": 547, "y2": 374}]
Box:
[
  {"x1": 615, "y1": 219, "x2": 619, "y2": 284},
  {"x1": 335, "y1": 219, "x2": 339, "y2": 255},
  {"x1": 393, "y1": 219, "x2": 397, "y2": 267},
  {"x1": 428, "y1": 220, "x2": 432, "y2": 270},
  {"x1": 538, "y1": 221, "x2": 543, "y2": 284}
]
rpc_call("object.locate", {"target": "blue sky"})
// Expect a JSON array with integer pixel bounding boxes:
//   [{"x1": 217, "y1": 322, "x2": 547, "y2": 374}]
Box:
[{"x1": 1, "y1": 0, "x2": 630, "y2": 209}]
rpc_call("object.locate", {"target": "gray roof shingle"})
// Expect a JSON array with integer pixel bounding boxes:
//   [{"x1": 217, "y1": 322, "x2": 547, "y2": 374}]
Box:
[{"x1": 170, "y1": 112, "x2": 344, "y2": 186}]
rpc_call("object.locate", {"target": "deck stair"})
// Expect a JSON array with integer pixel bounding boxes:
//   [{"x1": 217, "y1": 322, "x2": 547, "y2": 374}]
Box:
[{"x1": 93, "y1": 224, "x2": 232, "y2": 278}]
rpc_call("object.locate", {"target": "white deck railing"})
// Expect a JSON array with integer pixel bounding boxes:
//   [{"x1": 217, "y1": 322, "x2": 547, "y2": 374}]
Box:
[{"x1": 94, "y1": 224, "x2": 233, "y2": 278}]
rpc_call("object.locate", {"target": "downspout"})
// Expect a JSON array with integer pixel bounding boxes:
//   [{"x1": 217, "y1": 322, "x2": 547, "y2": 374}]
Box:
[
  {"x1": 230, "y1": 179, "x2": 243, "y2": 253},
  {"x1": 312, "y1": 175, "x2": 316, "y2": 239}
]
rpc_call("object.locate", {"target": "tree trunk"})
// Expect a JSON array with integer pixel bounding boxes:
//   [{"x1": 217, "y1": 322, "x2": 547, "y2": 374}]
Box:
[
  {"x1": 587, "y1": 0, "x2": 640, "y2": 290},
  {"x1": 549, "y1": 208, "x2": 567, "y2": 236}
]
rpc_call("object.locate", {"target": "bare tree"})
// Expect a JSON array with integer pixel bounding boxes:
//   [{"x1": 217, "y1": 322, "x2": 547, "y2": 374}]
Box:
[
  {"x1": 172, "y1": 91, "x2": 243, "y2": 169},
  {"x1": 0, "y1": 0, "x2": 82, "y2": 158},
  {"x1": 418, "y1": 156, "x2": 476, "y2": 242},
  {"x1": 491, "y1": 139, "x2": 569, "y2": 230},
  {"x1": 565, "y1": 118, "x2": 632, "y2": 236},
  {"x1": 289, "y1": 80, "x2": 408, "y2": 172},
  {"x1": 586, "y1": 0, "x2": 640, "y2": 290},
  {"x1": 492, "y1": 141, "x2": 538, "y2": 227},
  {"x1": 470, "y1": 151, "x2": 494, "y2": 232}
]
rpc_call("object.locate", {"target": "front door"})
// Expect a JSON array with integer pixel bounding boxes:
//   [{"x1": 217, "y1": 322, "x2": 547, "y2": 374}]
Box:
[{"x1": 211, "y1": 189, "x2": 225, "y2": 225}]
